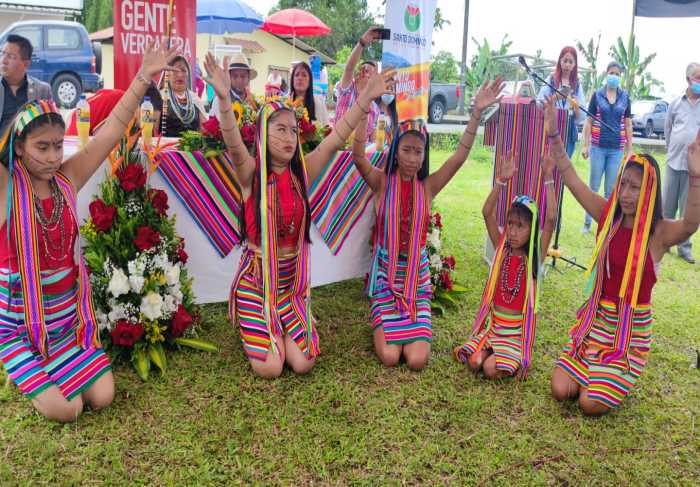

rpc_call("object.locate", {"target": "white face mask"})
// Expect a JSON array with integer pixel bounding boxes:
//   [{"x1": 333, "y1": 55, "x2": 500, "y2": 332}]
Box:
[{"x1": 381, "y1": 93, "x2": 395, "y2": 105}]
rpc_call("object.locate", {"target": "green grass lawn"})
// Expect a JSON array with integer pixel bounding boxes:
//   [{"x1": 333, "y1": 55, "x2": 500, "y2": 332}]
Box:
[{"x1": 2, "y1": 142, "x2": 699, "y2": 485}]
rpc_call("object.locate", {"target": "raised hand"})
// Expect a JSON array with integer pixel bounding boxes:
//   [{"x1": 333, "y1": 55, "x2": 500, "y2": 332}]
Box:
[
  {"x1": 542, "y1": 95, "x2": 560, "y2": 137},
  {"x1": 688, "y1": 128, "x2": 700, "y2": 177},
  {"x1": 140, "y1": 39, "x2": 178, "y2": 79},
  {"x1": 498, "y1": 152, "x2": 517, "y2": 182},
  {"x1": 360, "y1": 27, "x2": 381, "y2": 46},
  {"x1": 362, "y1": 69, "x2": 397, "y2": 101},
  {"x1": 473, "y1": 76, "x2": 505, "y2": 112},
  {"x1": 203, "y1": 53, "x2": 231, "y2": 100}
]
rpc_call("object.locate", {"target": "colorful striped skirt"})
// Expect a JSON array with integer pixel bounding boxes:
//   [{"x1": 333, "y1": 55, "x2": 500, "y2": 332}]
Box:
[
  {"x1": 458, "y1": 309, "x2": 524, "y2": 375},
  {"x1": 229, "y1": 248, "x2": 318, "y2": 362},
  {"x1": 557, "y1": 299, "x2": 653, "y2": 408},
  {"x1": 370, "y1": 250, "x2": 432, "y2": 344},
  {"x1": 0, "y1": 268, "x2": 111, "y2": 401}
]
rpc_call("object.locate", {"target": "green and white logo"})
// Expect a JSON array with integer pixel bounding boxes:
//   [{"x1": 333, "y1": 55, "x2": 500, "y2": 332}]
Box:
[{"x1": 404, "y1": 3, "x2": 421, "y2": 32}]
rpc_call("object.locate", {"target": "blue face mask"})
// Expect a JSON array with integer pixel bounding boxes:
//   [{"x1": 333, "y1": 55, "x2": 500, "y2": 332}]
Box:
[
  {"x1": 381, "y1": 93, "x2": 395, "y2": 105},
  {"x1": 691, "y1": 81, "x2": 700, "y2": 95},
  {"x1": 606, "y1": 74, "x2": 621, "y2": 89}
]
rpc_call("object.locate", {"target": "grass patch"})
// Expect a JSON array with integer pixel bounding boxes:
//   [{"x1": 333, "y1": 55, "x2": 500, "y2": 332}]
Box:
[{"x1": 2, "y1": 143, "x2": 699, "y2": 485}]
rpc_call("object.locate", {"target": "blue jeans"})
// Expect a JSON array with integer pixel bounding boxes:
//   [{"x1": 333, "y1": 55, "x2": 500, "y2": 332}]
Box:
[{"x1": 585, "y1": 145, "x2": 624, "y2": 228}]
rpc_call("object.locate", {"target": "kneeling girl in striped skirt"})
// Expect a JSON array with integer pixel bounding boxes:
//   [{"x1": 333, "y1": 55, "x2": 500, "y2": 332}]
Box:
[
  {"x1": 352, "y1": 78, "x2": 505, "y2": 370},
  {"x1": 0, "y1": 42, "x2": 177, "y2": 421},
  {"x1": 454, "y1": 152, "x2": 556, "y2": 379},
  {"x1": 542, "y1": 96, "x2": 700, "y2": 415},
  {"x1": 202, "y1": 54, "x2": 396, "y2": 378}
]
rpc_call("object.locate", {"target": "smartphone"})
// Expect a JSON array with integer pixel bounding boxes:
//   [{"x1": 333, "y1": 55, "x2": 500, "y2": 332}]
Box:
[{"x1": 374, "y1": 28, "x2": 391, "y2": 40}]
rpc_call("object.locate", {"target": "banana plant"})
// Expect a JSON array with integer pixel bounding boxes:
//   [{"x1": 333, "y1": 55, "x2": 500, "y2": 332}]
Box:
[
  {"x1": 609, "y1": 34, "x2": 660, "y2": 98},
  {"x1": 576, "y1": 33, "x2": 603, "y2": 98}
]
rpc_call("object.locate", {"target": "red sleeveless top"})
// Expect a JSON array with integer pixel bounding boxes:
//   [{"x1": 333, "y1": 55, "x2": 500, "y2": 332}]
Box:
[
  {"x1": 602, "y1": 226, "x2": 657, "y2": 304},
  {"x1": 493, "y1": 254, "x2": 527, "y2": 311},
  {"x1": 243, "y1": 168, "x2": 305, "y2": 248},
  {"x1": 0, "y1": 196, "x2": 78, "y2": 293}
]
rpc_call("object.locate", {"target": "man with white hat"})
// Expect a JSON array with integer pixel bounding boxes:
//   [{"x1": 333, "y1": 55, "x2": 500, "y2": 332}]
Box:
[{"x1": 209, "y1": 52, "x2": 258, "y2": 117}]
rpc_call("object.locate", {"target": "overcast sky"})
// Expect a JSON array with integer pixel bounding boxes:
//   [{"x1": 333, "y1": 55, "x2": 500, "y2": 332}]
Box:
[{"x1": 253, "y1": 0, "x2": 697, "y2": 98}]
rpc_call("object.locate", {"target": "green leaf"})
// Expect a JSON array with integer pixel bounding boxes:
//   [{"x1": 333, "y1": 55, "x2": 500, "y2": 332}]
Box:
[
  {"x1": 450, "y1": 284, "x2": 468, "y2": 294},
  {"x1": 148, "y1": 343, "x2": 167, "y2": 376},
  {"x1": 431, "y1": 302, "x2": 445, "y2": 317},
  {"x1": 436, "y1": 291, "x2": 458, "y2": 307},
  {"x1": 175, "y1": 337, "x2": 219, "y2": 353},
  {"x1": 132, "y1": 347, "x2": 151, "y2": 381}
]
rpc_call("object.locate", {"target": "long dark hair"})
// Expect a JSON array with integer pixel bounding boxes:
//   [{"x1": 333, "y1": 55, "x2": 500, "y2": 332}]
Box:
[
  {"x1": 385, "y1": 130, "x2": 430, "y2": 181},
  {"x1": 246, "y1": 109, "x2": 312, "y2": 244},
  {"x1": 0, "y1": 108, "x2": 65, "y2": 167},
  {"x1": 508, "y1": 201, "x2": 540, "y2": 279},
  {"x1": 613, "y1": 153, "x2": 664, "y2": 234},
  {"x1": 290, "y1": 62, "x2": 316, "y2": 121}
]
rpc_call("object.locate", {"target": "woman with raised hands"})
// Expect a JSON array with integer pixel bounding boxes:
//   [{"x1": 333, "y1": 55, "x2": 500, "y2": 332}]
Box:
[
  {"x1": 542, "y1": 95, "x2": 700, "y2": 415},
  {"x1": 203, "y1": 53, "x2": 395, "y2": 378},
  {"x1": 351, "y1": 77, "x2": 504, "y2": 370},
  {"x1": 0, "y1": 41, "x2": 178, "y2": 422}
]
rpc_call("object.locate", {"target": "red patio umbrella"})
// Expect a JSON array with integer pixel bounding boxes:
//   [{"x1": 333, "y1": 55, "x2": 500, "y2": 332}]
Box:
[
  {"x1": 262, "y1": 8, "x2": 331, "y2": 36},
  {"x1": 262, "y1": 8, "x2": 331, "y2": 60}
]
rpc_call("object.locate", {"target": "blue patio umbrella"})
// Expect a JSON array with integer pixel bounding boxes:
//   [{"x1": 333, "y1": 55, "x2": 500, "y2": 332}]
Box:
[{"x1": 196, "y1": 0, "x2": 263, "y2": 34}]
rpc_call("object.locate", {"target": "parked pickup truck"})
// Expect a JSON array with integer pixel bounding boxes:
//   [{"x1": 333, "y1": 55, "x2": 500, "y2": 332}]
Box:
[
  {"x1": 429, "y1": 81, "x2": 462, "y2": 123},
  {"x1": 0, "y1": 21, "x2": 103, "y2": 108},
  {"x1": 631, "y1": 99, "x2": 668, "y2": 139}
]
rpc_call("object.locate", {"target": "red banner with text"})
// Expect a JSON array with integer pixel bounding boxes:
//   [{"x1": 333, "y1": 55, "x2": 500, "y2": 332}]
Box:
[{"x1": 114, "y1": 0, "x2": 196, "y2": 90}]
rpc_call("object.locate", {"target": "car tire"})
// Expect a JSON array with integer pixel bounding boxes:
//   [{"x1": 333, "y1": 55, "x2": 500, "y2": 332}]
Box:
[
  {"x1": 429, "y1": 99, "x2": 445, "y2": 124},
  {"x1": 644, "y1": 120, "x2": 654, "y2": 139},
  {"x1": 52, "y1": 73, "x2": 82, "y2": 109}
]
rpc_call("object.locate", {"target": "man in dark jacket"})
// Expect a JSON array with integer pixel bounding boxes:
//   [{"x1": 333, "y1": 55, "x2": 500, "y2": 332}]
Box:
[{"x1": 0, "y1": 34, "x2": 53, "y2": 133}]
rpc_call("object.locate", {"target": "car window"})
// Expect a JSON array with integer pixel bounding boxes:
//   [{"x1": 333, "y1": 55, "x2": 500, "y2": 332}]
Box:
[
  {"x1": 12, "y1": 27, "x2": 42, "y2": 52},
  {"x1": 47, "y1": 27, "x2": 81, "y2": 50},
  {"x1": 657, "y1": 104, "x2": 667, "y2": 113}
]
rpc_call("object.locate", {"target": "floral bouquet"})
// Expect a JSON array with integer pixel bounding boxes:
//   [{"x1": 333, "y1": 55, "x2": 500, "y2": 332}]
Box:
[
  {"x1": 300, "y1": 117, "x2": 332, "y2": 154},
  {"x1": 233, "y1": 100, "x2": 257, "y2": 154},
  {"x1": 426, "y1": 211, "x2": 467, "y2": 316},
  {"x1": 82, "y1": 136, "x2": 216, "y2": 380},
  {"x1": 178, "y1": 115, "x2": 227, "y2": 159}
]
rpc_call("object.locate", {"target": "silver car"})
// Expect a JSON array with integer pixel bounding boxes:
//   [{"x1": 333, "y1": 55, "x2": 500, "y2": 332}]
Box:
[{"x1": 632, "y1": 100, "x2": 668, "y2": 139}]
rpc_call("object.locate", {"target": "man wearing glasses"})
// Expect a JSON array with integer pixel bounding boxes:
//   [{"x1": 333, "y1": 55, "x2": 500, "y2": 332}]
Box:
[
  {"x1": 0, "y1": 34, "x2": 53, "y2": 133},
  {"x1": 664, "y1": 62, "x2": 700, "y2": 264}
]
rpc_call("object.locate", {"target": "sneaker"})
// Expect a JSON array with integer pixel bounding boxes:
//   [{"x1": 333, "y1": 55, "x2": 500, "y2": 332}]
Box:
[
  {"x1": 679, "y1": 250, "x2": 696, "y2": 264},
  {"x1": 581, "y1": 226, "x2": 591, "y2": 234}
]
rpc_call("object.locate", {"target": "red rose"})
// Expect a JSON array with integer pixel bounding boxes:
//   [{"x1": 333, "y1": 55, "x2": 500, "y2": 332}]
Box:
[
  {"x1": 148, "y1": 188, "x2": 169, "y2": 216},
  {"x1": 202, "y1": 116, "x2": 222, "y2": 138},
  {"x1": 299, "y1": 117, "x2": 316, "y2": 135},
  {"x1": 170, "y1": 304, "x2": 193, "y2": 338},
  {"x1": 432, "y1": 212, "x2": 443, "y2": 229},
  {"x1": 89, "y1": 199, "x2": 117, "y2": 232},
  {"x1": 439, "y1": 269, "x2": 453, "y2": 291},
  {"x1": 443, "y1": 255, "x2": 456, "y2": 271},
  {"x1": 118, "y1": 163, "x2": 146, "y2": 192},
  {"x1": 176, "y1": 246, "x2": 188, "y2": 264},
  {"x1": 134, "y1": 226, "x2": 161, "y2": 251},
  {"x1": 111, "y1": 320, "x2": 144, "y2": 347},
  {"x1": 241, "y1": 123, "x2": 256, "y2": 145}
]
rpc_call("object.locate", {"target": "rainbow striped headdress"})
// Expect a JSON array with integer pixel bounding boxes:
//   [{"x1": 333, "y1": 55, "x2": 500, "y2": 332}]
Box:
[
  {"x1": 466, "y1": 194, "x2": 542, "y2": 379},
  {"x1": 568, "y1": 153, "x2": 659, "y2": 366},
  {"x1": 254, "y1": 100, "x2": 318, "y2": 358},
  {"x1": 2, "y1": 99, "x2": 99, "y2": 358}
]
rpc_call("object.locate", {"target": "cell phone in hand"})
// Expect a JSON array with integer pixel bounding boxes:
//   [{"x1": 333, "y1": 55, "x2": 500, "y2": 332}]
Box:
[{"x1": 374, "y1": 28, "x2": 391, "y2": 40}]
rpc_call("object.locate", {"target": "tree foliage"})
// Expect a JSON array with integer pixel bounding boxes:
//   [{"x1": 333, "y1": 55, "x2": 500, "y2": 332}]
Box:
[
  {"x1": 81, "y1": 0, "x2": 113, "y2": 33},
  {"x1": 576, "y1": 33, "x2": 603, "y2": 99},
  {"x1": 431, "y1": 50, "x2": 460, "y2": 83},
  {"x1": 609, "y1": 34, "x2": 663, "y2": 99},
  {"x1": 272, "y1": 1, "x2": 376, "y2": 59},
  {"x1": 463, "y1": 35, "x2": 512, "y2": 95}
]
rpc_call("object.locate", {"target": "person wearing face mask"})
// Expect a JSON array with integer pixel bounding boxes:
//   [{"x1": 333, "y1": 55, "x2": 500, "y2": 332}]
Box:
[
  {"x1": 580, "y1": 61, "x2": 633, "y2": 234},
  {"x1": 662, "y1": 62, "x2": 700, "y2": 264},
  {"x1": 333, "y1": 27, "x2": 382, "y2": 140},
  {"x1": 290, "y1": 61, "x2": 330, "y2": 126},
  {"x1": 536, "y1": 46, "x2": 587, "y2": 157}
]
